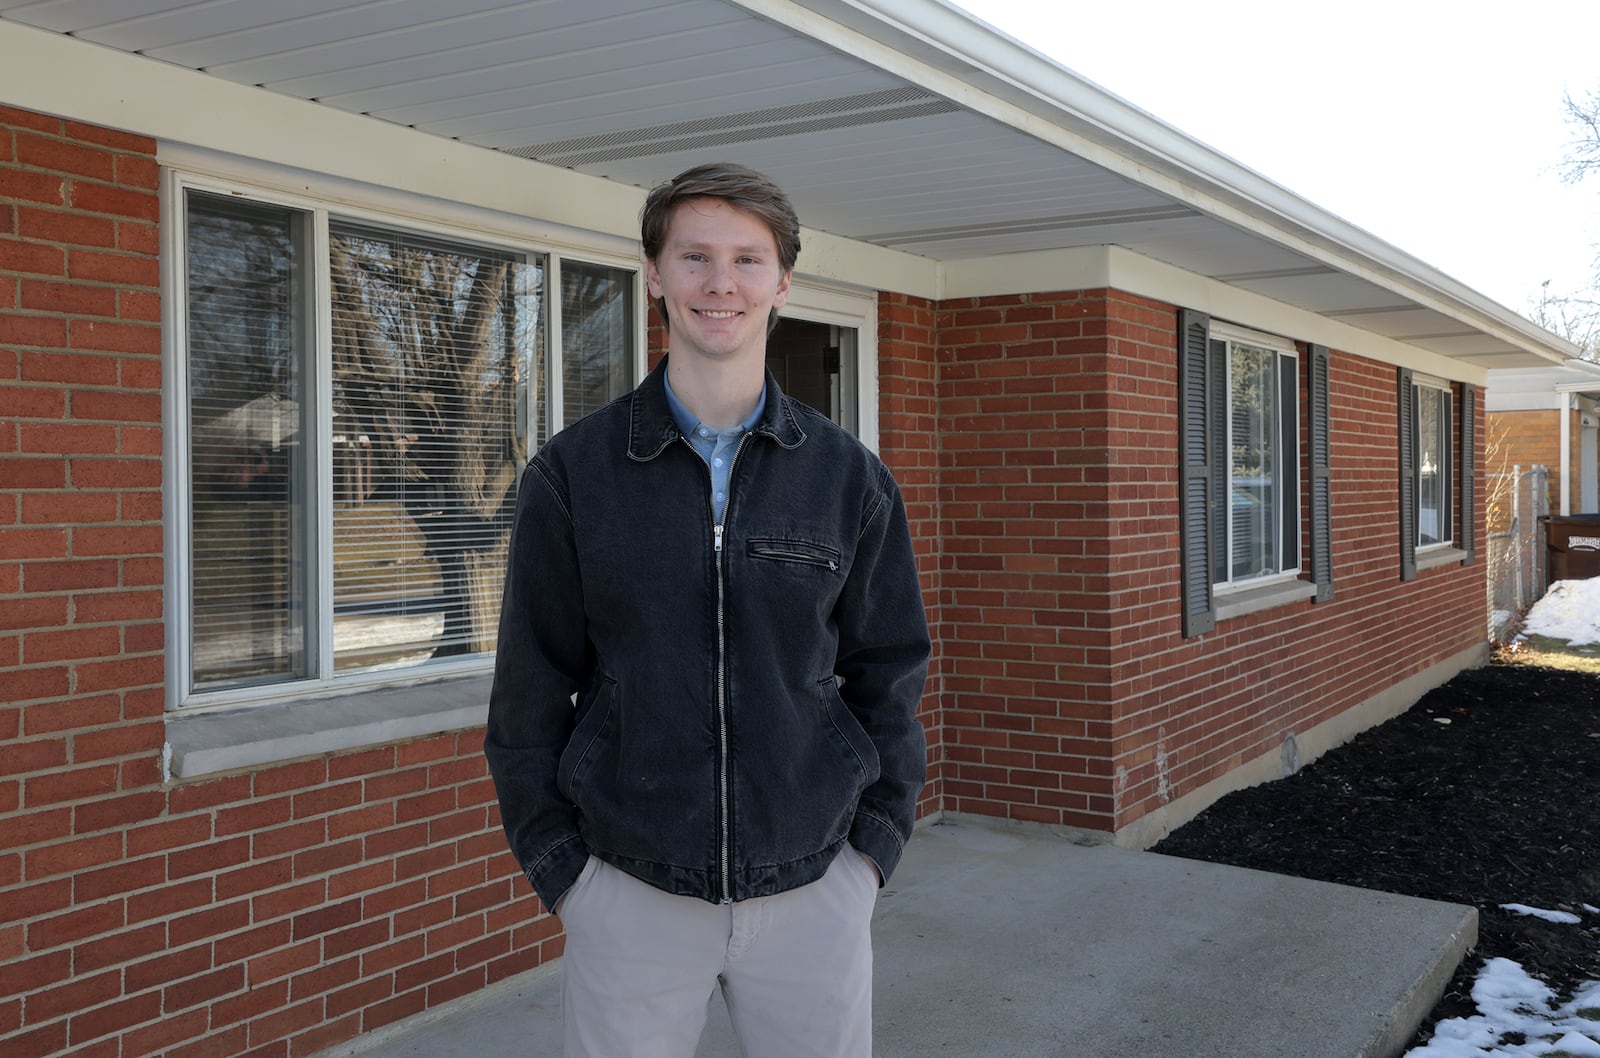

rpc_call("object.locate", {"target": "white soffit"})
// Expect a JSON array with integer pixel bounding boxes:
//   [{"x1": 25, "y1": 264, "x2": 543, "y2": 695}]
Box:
[{"x1": 0, "y1": 0, "x2": 1575, "y2": 368}]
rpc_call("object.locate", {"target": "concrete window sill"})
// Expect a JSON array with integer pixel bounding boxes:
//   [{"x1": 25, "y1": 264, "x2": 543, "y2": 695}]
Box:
[
  {"x1": 1417, "y1": 546, "x2": 1470, "y2": 572},
  {"x1": 1215, "y1": 579, "x2": 1318, "y2": 622},
  {"x1": 164, "y1": 672, "x2": 491, "y2": 780}
]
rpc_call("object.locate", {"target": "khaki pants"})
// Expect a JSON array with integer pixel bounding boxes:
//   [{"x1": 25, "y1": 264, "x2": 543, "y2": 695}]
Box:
[{"x1": 557, "y1": 848, "x2": 879, "y2": 1058}]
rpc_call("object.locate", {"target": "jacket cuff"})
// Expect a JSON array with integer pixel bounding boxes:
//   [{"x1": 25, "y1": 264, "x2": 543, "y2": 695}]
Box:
[
  {"x1": 849, "y1": 810, "x2": 908, "y2": 885},
  {"x1": 525, "y1": 835, "x2": 588, "y2": 914}
]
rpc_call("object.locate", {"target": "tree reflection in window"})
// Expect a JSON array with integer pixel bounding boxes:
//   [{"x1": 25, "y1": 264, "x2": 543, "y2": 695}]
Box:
[
  {"x1": 186, "y1": 193, "x2": 310, "y2": 690},
  {"x1": 329, "y1": 224, "x2": 543, "y2": 669}
]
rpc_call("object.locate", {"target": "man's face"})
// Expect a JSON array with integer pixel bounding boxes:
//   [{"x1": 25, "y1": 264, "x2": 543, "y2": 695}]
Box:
[{"x1": 646, "y1": 197, "x2": 791, "y2": 366}]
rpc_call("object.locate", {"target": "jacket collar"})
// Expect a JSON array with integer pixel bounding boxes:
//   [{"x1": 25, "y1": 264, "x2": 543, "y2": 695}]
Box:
[{"x1": 628, "y1": 356, "x2": 806, "y2": 461}]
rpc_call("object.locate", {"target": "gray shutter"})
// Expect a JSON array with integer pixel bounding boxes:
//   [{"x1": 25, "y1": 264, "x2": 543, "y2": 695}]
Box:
[
  {"x1": 1398, "y1": 368, "x2": 1417, "y2": 581},
  {"x1": 1178, "y1": 309, "x2": 1215, "y2": 637},
  {"x1": 1308, "y1": 345, "x2": 1333, "y2": 601},
  {"x1": 1459, "y1": 382, "x2": 1476, "y2": 562},
  {"x1": 1208, "y1": 337, "x2": 1228, "y2": 585}
]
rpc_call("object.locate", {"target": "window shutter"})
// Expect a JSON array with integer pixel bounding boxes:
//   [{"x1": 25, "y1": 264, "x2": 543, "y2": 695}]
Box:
[
  {"x1": 1398, "y1": 368, "x2": 1417, "y2": 581},
  {"x1": 1307, "y1": 345, "x2": 1333, "y2": 601},
  {"x1": 1178, "y1": 308, "x2": 1215, "y2": 637},
  {"x1": 1459, "y1": 382, "x2": 1476, "y2": 562}
]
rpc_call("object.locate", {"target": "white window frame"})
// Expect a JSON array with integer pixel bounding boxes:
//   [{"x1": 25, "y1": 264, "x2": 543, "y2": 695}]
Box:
[
  {"x1": 1411, "y1": 373, "x2": 1454, "y2": 552},
  {"x1": 161, "y1": 167, "x2": 643, "y2": 722},
  {"x1": 1211, "y1": 322, "x2": 1301, "y2": 593},
  {"x1": 781, "y1": 281, "x2": 879, "y2": 451},
  {"x1": 549, "y1": 250, "x2": 649, "y2": 440}
]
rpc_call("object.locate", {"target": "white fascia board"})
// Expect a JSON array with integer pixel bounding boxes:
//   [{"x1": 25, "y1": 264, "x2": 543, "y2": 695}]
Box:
[
  {"x1": 1102, "y1": 248, "x2": 1484, "y2": 381},
  {"x1": 0, "y1": 19, "x2": 939, "y2": 298},
  {"x1": 945, "y1": 246, "x2": 1491, "y2": 384},
  {"x1": 1555, "y1": 359, "x2": 1600, "y2": 394},
  {"x1": 749, "y1": 0, "x2": 1576, "y2": 366},
  {"x1": 941, "y1": 246, "x2": 1118, "y2": 300},
  {"x1": 796, "y1": 230, "x2": 939, "y2": 299}
]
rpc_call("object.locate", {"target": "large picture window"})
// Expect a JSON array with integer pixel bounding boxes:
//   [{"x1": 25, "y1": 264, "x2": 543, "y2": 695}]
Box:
[{"x1": 177, "y1": 186, "x2": 635, "y2": 704}]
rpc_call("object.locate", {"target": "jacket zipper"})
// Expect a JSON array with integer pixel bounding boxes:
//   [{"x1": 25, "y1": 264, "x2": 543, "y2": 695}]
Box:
[
  {"x1": 698, "y1": 432, "x2": 752, "y2": 904},
  {"x1": 713, "y1": 432, "x2": 753, "y2": 903}
]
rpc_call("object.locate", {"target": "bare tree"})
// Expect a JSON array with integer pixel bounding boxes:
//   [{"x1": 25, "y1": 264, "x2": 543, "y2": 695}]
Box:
[
  {"x1": 1530, "y1": 279, "x2": 1600, "y2": 360},
  {"x1": 1532, "y1": 90, "x2": 1600, "y2": 361},
  {"x1": 1559, "y1": 88, "x2": 1600, "y2": 186}
]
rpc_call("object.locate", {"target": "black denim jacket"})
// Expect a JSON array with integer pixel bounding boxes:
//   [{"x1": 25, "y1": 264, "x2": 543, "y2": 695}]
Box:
[{"x1": 485, "y1": 359, "x2": 930, "y2": 910}]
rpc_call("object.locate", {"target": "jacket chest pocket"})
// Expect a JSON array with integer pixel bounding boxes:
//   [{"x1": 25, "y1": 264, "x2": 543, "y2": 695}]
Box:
[{"x1": 747, "y1": 537, "x2": 841, "y2": 572}]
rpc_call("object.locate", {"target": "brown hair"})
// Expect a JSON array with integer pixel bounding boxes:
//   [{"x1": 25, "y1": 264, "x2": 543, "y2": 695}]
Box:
[{"x1": 640, "y1": 162, "x2": 801, "y2": 334}]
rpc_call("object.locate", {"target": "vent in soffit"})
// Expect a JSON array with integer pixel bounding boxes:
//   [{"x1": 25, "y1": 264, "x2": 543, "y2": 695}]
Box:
[
  {"x1": 863, "y1": 204, "x2": 1202, "y2": 247},
  {"x1": 503, "y1": 87, "x2": 960, "y2": 167}
]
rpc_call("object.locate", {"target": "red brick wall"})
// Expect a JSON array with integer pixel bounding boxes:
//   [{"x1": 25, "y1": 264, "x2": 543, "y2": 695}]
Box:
[
  {"x1": 1486, "y1": 408, "x2": 1565, "y2": 527},
  {"x1": 2, "y1": 109, "x2": 555, "y2": 1058},
  {"x1": 935, "y1": 290, "x2": 1130, "y2": 831},
  {"x1": 1488, "y1": 409, "x2": 1562, "y2": 479},
  {"x1": 877, "y1": 292, "x2": 945, "y2": 816},
  {"x1": 928, "y1": 290, "x2": 1487, "y2": 835},
  {"x1": 1110, "y1": 352, "x2": 1485, "y2": 829}
]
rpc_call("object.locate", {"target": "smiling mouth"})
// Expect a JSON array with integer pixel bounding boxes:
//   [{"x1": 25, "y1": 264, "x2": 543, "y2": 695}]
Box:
[{"x1": 696, "y1": 309, "x2": 741, "y2": 319}]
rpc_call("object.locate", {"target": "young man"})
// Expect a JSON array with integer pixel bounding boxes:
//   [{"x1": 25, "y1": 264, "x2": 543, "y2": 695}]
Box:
[{"x1": 485, "y1": 163, "x2": 930, "y2": 1058}]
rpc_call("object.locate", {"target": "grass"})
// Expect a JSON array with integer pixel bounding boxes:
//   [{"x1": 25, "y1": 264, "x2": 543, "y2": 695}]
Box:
[{"x1": 1495, "y1": 636, "x2": 1600, "y2": 676}]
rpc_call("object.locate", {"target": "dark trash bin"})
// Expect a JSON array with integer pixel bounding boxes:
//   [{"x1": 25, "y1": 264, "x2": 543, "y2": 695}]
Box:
[{"x1": 1541, "y1": 513, "x2": 1600, "y2": 581}]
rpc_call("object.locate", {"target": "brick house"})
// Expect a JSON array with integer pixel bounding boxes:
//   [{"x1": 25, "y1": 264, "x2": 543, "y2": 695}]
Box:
[
  {"x1": 1486, "y1": 359, "x2": 1600, "y2": 518},
  {"x1": 0, "y1": 2, "x2": 1574, "y2": 1056}
]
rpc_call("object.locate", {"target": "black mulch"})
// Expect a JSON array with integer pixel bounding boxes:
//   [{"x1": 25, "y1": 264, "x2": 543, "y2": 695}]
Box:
[{"x1": 1151, "y1": 659, "x2": 1600, "y2": 1046}]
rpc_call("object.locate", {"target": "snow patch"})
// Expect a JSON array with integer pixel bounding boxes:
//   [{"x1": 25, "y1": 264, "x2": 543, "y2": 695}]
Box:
[
  {"x1": 1519, "y1": 578, "x2": 1600, "y2": 645},
  {"x1": 1549, "y1": 1032, "x2": 1600, "y2": 1057},
  {"x1": 1404, "y1": 958, "x2": 1600, "y2": 1057},
  {"x1": 1499, "y1": 902, "x2": 1584, "y2": 924}
]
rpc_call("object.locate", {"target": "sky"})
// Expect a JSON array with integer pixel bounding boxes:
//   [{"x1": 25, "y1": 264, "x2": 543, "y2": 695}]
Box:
[{"x1": 951, "y1": 0, "x2": 1600, "y2": 323}]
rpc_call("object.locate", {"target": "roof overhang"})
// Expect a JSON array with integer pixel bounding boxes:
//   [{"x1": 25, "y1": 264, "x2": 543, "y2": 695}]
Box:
[
  {"x1": 1487, "y1": 358, "x2": 1600, "y2": 411},
  {"x1": 0, "y1": 0, "x2": 1576, "y2": 375}
]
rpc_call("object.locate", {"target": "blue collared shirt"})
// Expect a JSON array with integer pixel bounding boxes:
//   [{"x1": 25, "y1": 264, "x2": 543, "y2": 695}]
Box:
[{"x1": 664, "y1": 372, "x2": 766, "y2": 524}]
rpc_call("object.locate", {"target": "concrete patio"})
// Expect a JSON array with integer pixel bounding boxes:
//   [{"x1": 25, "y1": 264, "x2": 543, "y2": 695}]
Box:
[{"x1": 323, "y1": 818, "x2": 1477, "y2": 1058}]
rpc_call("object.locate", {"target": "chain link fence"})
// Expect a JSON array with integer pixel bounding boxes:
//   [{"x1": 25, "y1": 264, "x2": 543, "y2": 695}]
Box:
[{"x1": 1487, "y1": 465, "x2": 1549, "y2": 640}]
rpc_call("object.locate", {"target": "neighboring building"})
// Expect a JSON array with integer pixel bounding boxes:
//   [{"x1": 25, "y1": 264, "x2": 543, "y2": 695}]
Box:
[
  {"x1": 1486, "y1": 359, "x2": 1600, "y2": 517},
  {"x1": 0, "y1": 2, "x2": 1576, "y2": 1055}
]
